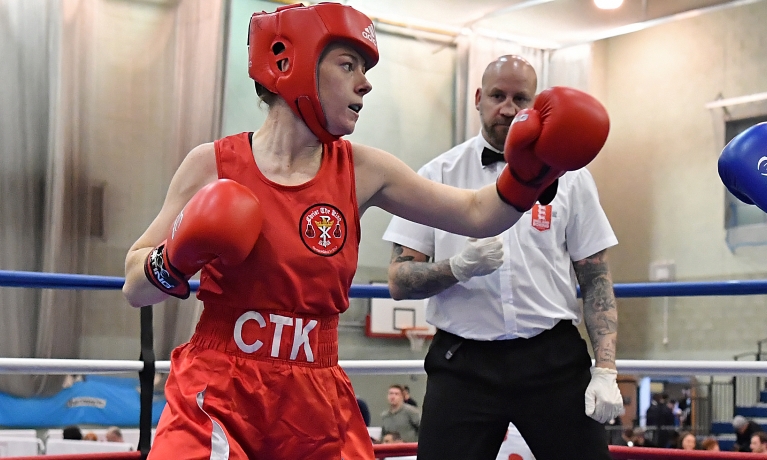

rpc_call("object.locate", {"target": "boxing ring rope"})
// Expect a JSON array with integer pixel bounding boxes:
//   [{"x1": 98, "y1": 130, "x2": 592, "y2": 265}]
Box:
[
  {"x1": 5, "y1": 269, "x2": 767, "y2": 297},
  {"x1": 4, "y1": 357, "x2": 767, "y2": 376},
  {"x1": 6, "y1": 454, "x2": 142, "y2": 460},
  {"x1": 4, "y1": 445, "x2": 767, "y2": 460},
  {"x1": 3, "y1": 271, "x2": 767, "y2": 459},
  {"x1": 609, "y1": 447, "x2": 767, "y2": 459}
]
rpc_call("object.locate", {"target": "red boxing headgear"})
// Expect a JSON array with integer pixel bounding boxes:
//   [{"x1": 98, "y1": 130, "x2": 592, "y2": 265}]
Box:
[{"x1": 248, "y1": 3, "x2": 380, "y2": 143}]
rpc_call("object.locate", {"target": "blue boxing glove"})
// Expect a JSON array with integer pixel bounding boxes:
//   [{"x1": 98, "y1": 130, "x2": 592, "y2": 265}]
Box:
[{"x1": 718, "y1": 122, "x2": 767, "y2": 212}]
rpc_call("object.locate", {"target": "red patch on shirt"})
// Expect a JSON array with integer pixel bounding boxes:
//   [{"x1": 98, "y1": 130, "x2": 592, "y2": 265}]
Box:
[{"x1": 531, "y1": 204, "x2": 552, "y2": 232}]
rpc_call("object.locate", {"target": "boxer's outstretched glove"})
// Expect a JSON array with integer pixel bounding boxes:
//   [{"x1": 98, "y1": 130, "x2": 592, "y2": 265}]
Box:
[
  {"x1": 497, "y1": 87, "x2": 610, "y2": 212},
  {"x1": 584, "y1": 367, "x2": 624, "y2": 423},
  {"x1": 448, "y1": 237, "x2": 503, "y2": 283},
  {"x1": 718, "y1": 122, "x2": 767, "y2": 212},
  {"x1": 144, "y1": 179, "x2": 263, "y2": 299}
]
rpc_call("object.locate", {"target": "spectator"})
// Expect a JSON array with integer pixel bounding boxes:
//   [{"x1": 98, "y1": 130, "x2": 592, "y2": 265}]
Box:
[
  {"x1": 605, "y1": 415, "x2": 623, "y2": 445},
  {"x1": 402, "y1": 385, "x2": 418, "y2": 408},
  {"x1": 612, "y1": 428, "x2": 634, "y2": 447},
  {"x1": 382, "y1": 432, "x2": 403, "y2": 444},
  {"x1": 678, "y1": 388, "x2": 692, "y2": 427},
  {"x1": 83, "y1": 432, "x2": 98, "y2": 441},
  {"x1": 678, "y1": 431, "x2": 697, "y2": 450},
  {"x1": 631, "y1": 427, "x2": 656, "y2": 448},
  {"x1": 669, "y1": 399, "x2": 682, "y2": 426},
  {"x1": 751, "y1": 431, "x2": 767, "y2": 453},
  {"x1": 667, "y1": 430, "x2": 681, "y2": 450},
  {"x1": 357, "y1": 398, "x2": 371, "y2": 427},
  {"x1": 381, "y1": 431, "x2": 417, "y2": 460},
  {"x1": 105, "y1": 426, "x2": 124, "y2": 443},
  {"x1": 646, "y1": 393, "x2": 675, "y2": 447},
  {"x1": 62, "y1": 425, "x2": 82, "y2": 440},
  {"x1": 701, "y1": 436, "x2": 720, "y2": 451},
  {"x1": 381, "y1": 384, "x2": 420, "y2": 442},
  {"x1": 733, "y1": 415, "x2": 763, "y2": 452}
]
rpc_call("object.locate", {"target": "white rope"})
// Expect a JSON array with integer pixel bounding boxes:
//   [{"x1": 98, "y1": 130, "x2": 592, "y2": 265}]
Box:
[{"x1": 2, "y1": 357, "x2": 767, "y2": 376}]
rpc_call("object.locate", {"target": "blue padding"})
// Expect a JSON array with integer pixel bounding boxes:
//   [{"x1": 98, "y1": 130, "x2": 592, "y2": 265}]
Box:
[
  {"x1": 718, "y1": 439, "x2": 736, "y2": 451},
  {"x1": 735, "y1": 406, "x2": 767, "y2": 418},
  {"x1": 710, "y1": 422, "x2": 734, "y2": 434},
  {"x1": 0, "y1": 376, "x2": 165, "y2": 428},
  {"x1": 761, "y1": 391, "x2": 767, "y2": 403}
]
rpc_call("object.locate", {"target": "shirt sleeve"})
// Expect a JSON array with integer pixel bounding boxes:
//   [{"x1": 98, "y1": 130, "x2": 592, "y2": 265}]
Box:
[
  {"x1": 381, "y1": 165, "x2": 438, "y2": 257},
  {"x1": 565, "y1": 169, "x2": 618, "y2": 261},
  {"x1": 410, "y1": 406, "x2": 421, "y2": 430}
]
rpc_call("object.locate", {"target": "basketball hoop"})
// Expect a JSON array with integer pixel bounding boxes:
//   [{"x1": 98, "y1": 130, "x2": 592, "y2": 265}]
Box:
[{"x1": 403, "y1": 327, "x2": 431, "y2": 352}]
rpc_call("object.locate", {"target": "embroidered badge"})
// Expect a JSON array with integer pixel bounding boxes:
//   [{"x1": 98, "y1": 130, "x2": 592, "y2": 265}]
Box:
[{"x1": 300, "y1": 204, "x2": 347, "y2": 256}]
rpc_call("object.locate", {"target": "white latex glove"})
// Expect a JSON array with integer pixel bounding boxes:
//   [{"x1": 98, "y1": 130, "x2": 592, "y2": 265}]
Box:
[
  {"x1": 448, "y1": 237, "x2": 503, "y2": 283},
  {"x1": 585, "y1": 367, "x2": 624, "y2": 423}
]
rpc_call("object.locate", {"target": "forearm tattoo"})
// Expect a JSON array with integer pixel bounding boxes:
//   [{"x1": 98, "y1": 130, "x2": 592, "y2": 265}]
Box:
[
  {"x1": 389, "y1": 244, "x2": 458, "y2": 299},
  {"x1": 574, "y1": 249, "x2": 618, "y2": 367}
]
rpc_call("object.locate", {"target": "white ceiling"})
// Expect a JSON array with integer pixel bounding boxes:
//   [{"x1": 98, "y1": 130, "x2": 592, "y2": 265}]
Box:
[{"x1": 337, "y1": 0, "x2": 765, "y2": 48}]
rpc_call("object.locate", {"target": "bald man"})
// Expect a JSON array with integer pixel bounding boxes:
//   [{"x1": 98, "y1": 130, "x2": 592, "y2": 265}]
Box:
[{"x1": 383, "y1": 56, "x2": 621, "y2": 460}]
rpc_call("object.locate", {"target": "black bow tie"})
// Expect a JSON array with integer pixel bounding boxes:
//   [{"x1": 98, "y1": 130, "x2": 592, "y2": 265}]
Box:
[
  {"x1": 480, "y1": 145, "x2": 560, "y2": 205},
  {"x1": 481, "y1": 147, "x2": 505, "y2": 166}
]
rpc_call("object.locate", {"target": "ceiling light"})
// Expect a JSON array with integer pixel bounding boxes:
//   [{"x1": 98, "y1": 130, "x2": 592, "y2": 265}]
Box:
[{"x1": 594, "y1": 0, "x2": 623, "y2": 9}]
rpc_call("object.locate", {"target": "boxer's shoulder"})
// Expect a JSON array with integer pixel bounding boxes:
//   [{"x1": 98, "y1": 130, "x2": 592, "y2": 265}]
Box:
[{"x1": 169, "y1": 143, "x2": 218, "y2": 204}]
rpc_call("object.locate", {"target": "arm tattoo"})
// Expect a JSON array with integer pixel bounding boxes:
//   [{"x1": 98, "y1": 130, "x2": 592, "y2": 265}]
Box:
[
  {"x1": 573, "y1": 249, "x2": 618, "y2": 368},
  {"x1": 389, "y1": 243, "x2": 459, "y2": 299}
]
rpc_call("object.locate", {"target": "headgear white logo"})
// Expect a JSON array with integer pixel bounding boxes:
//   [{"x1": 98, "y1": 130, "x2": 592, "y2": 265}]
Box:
[
  {"x1": 758, "y1": 156, "x2": 767, "y2": 176},
  {"x1": 362, "y1": 23, "x2": 377, "y2": 46}
]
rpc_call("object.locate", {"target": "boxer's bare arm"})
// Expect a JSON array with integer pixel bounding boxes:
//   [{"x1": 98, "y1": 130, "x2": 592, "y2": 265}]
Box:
[
  {"x1": 123, "y1": 143, "x2": 218, "y2": 307},
  {"x1": 388, "y1": 243, "x2": 458, "y2": 300},
  {"x1": 574, "y1": 249, "x2": 618, "y2": 370},
  {"x1": 352, "y1": 143, "x2": 522, "y2": 237}
]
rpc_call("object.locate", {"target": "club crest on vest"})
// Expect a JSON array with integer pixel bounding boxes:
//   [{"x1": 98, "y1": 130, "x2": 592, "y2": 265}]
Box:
[{"x1": 300, "y1": 204, "x2": 347, "y2": 256}]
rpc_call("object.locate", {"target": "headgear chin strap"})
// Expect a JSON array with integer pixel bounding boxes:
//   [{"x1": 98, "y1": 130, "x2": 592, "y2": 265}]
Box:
[{"x1": 248, "y1": 3, "x2": 380, "y2": 143}]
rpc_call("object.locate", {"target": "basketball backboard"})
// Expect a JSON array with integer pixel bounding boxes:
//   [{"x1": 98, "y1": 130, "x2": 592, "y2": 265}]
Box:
[{"x1": 365, "y1": 284, "x2": 436, "y2": 338}]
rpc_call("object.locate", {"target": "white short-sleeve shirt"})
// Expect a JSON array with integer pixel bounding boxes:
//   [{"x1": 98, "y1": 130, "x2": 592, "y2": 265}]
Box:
[{"x1": 382, "y1": 134, "x2": 618, "y2": 340}]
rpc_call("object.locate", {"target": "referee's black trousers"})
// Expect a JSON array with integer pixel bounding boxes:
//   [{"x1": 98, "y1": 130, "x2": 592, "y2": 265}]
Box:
[{"x1": 416, "y1": 321, "x2": 612, "y2": 460}]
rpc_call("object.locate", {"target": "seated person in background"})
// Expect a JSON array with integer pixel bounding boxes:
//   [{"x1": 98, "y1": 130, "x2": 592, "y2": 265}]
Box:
[
  {"x1": 678, "y1": 431, "x2": 697, "y2": 450},
  {"x1": 612, "y1": 428, "x2": 634, "y2": 446},
  {"x1": 381, "y1": 431, "x2": 417, "y2": 460},
  {"x1": 62, "y1": 425, "x2": 82, "y2": 440},
  {"x1": 733, "y1": 415, "x2": 763, "y2": 452},
  {"x1": 700, "y1": 436, "x2": 720, "y2": 451},
  {"x1": 83, "y1": 432, "x2": 98, "y2": 441},
  {"x1": 382, "y1": 432, "x2": 403, "y2": 444},
  {"x1": 631, "y1": 427, "x2": 656, "y2": 448},
  {"x1": 751, "y1": 431, "x2": 767, "y2": 453},
  {"x1": 106, "y1": 426, "x2": 124, "y2": 443}
]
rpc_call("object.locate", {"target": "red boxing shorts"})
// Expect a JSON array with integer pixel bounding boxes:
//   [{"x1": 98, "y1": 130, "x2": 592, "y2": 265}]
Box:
[{"x1": 148, "y1": 307, "x2": 374, "y2": 460}]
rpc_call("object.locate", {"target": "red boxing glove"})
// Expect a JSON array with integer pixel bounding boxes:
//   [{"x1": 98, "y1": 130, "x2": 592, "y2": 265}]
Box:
[
  {"x1": 496, "y1": 86, "x2": 610, "y2": 212},
  {"x1": 144, "y1": 179, "x2": 263, "y2": 299}
]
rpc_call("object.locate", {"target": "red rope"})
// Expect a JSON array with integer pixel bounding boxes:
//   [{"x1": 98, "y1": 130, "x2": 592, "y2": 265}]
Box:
[
  {"x1": 370, "y1": 443, "x2": 767, "y2": 459},
  {"x1": 4, "y1": 453, "x2": 141, "y2": 460},
  {"x1": 373, "y1": 442, "x2": 418, "y2": 458},
  {"x1": 609, "y1": 446, "x2": 767, "y2": 459},
  {"x1": 6, "y1": 443, "x2": 767, "y2": 459}
]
